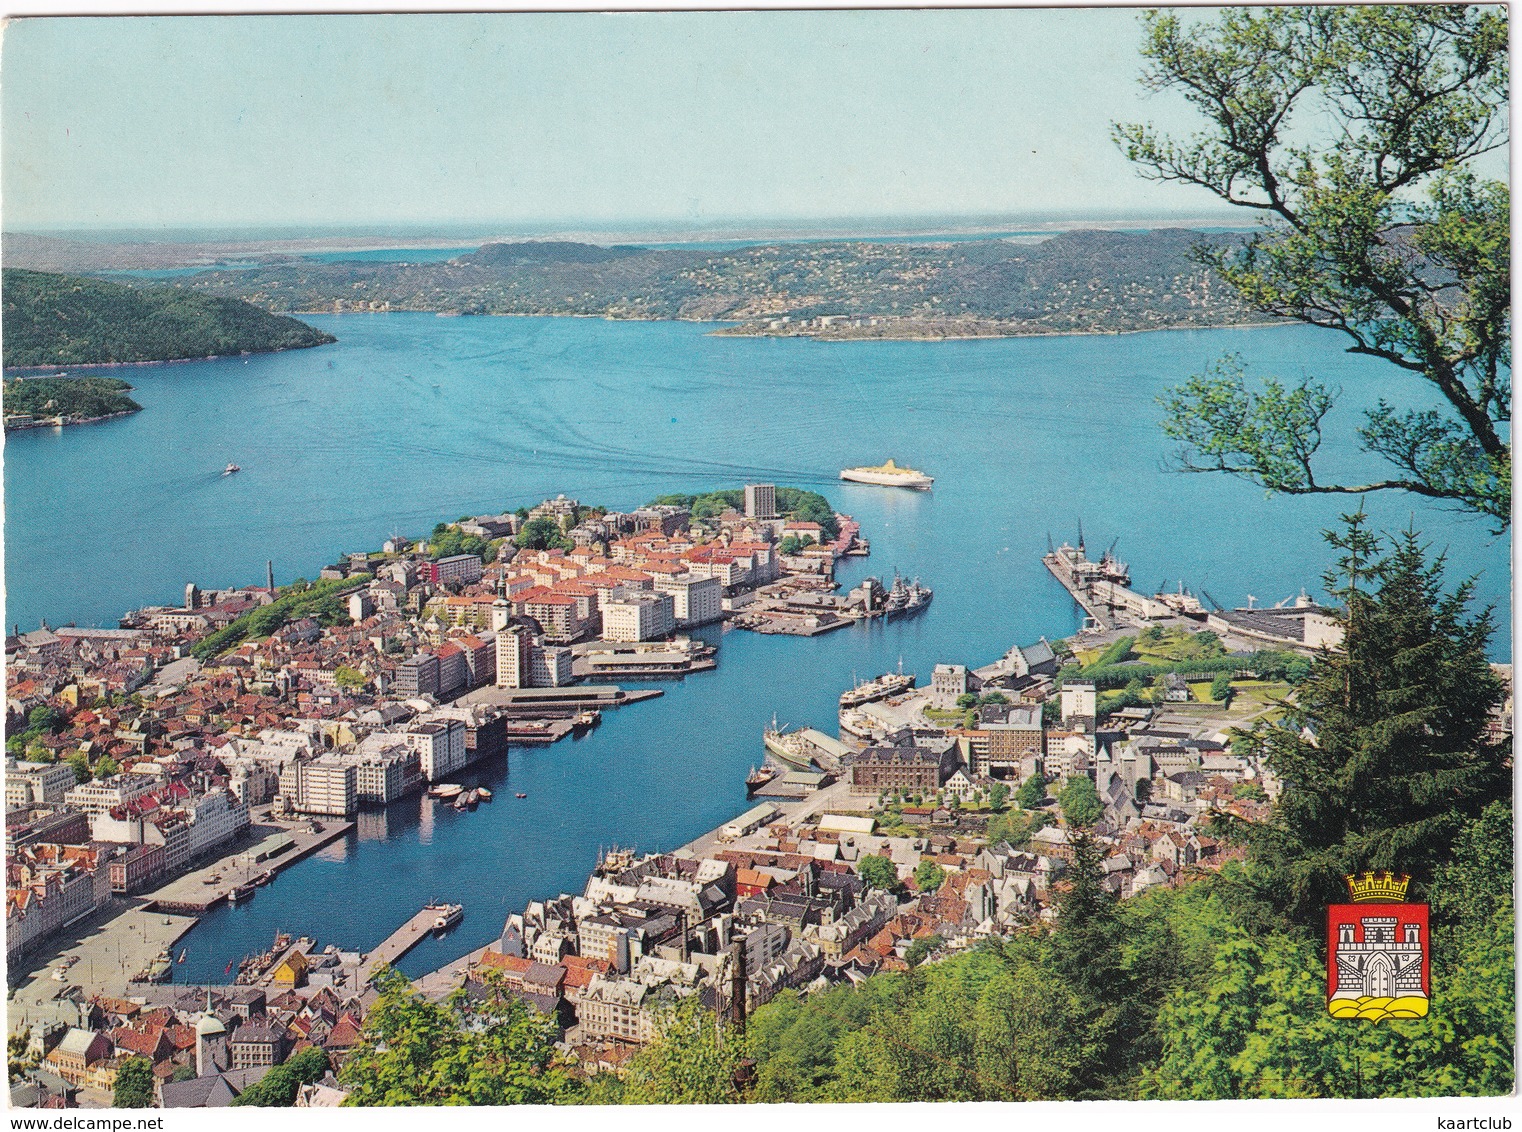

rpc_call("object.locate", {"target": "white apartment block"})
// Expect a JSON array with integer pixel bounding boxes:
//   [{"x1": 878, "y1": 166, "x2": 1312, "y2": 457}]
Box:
[
  {"x1": 601, "y1": 590, "x2": 676, "y2": 642},
  {"x1": 406, "y1": 719, "x2": 468, "y2": 781},
  {"x1": 6, "y1": 760, "x2": 79, "y2": 808},
  {"x1": 64, "y1": 774, "x2": 157, "y2": 816},
  {"x1": 652, "y1": 573, "x2": 723, "y2": 628}
]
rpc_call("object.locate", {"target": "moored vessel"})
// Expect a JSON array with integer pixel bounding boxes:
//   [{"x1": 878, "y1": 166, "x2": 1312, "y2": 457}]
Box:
[
  {"x1": 429, "y1": 783, "x2": 464, "y2": 799},
  {"x1": 763, "y1": 717, "x2": 817, "y2": 771},
  {"x1": 840, "y1": 458, "x2": 933, "y2": 490},
  {"x1": 427, "y1": 903, "x2": 464, "y2": 933},
  {"x1": 839, "y1": 669, "x2": 916, "y2": 708},
  {"x1": 476, "y1": 787, "x2": 493, "y2": 802}
]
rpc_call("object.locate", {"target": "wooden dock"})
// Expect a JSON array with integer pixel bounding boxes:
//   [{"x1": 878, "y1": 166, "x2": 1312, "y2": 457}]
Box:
[{"x1": 359, "y1": 905, "x2": 462, "y2": 984}]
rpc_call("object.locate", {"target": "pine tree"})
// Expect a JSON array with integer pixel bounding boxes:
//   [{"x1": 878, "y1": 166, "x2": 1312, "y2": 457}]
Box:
[{"x1": 1243, "y1": 509, "x2": 1507, "y2": 926}]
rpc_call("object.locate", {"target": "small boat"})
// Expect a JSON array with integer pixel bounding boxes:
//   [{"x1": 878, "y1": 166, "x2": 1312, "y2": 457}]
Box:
[
  {"x1": 177, "y1": 949, "x2": 187, "y2": 964},
  {"x1": 430, "y1": 783, "x2": 463, "y2": 799},
  {"x1": 202, "y1": 874, "x2": 220, "y2": 885},
  {"x1": 229, "y1": 883, "x2": 255, "y2": 903},
  {"x1": 426, "y1": 903, "x2": 464, "y2": 933},
  {"x1": 746, "y1": 765, "x2": 779, "y2": 795},
  {"x1": 222, "y1": 463, "x2": 241, "y2": 476},
  {"x1": 515, "y1": 792, "x2": 527, "y2": 799},
  {"x1": 253, "y1": 871, "x2": 274, "y2": 886},
  {"x1": 453, "y1": 795, "x2": 469, "y2": 811},
  {"x1": 476, "y1": 787, "x2": 493, "y2": 802}
]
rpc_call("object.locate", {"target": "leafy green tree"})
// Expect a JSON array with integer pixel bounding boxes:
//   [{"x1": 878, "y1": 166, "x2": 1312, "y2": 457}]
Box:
[
  {"x1": 1232, "y1": 780, "x2": 1266, "y2": 802},
  {"x1": 27, "y1": 705, "x2": 63, "y2": 733},
  {"x1": 231, "y1": 1047, "x2": 330, "y2": 1107},
  {"x1": 1235, "y1": 511, "x2": 1507, "y2": 925},
  {"x1": 857, "y1": 854, "x2": 899, "y2": 892},
  {"x1": 339, "y1": 967, "x2": 578, "y2": 1105},
  {"x1": 1058, "y1": 775, "x2": 1103, "y2": 828},
  {"x1": 65, "y1": 751, "x2": 91, "y2": 784},
  {"x1": 1015, "y1": 773, "x2": 1046, "y2": 809},
  {"x1": 986, "y1": 781, "x2": 1010, "y2": 811},
  {"x1": 622, "y1": 995, "x2": 739, "y2": 1104},
  {"x1": 1115, "y1": 6, "x2": 1511, "y2": 525},
  {"x1": 955, "y1": 693, "x2": 977, "y2": 709},
  {"x1": 1210, "y1": 673, "x2": 1233, "y2": 704},
  {"x1": 113, "y1": 1056, "x2": 155, "y2": 1107},
  {"x1": 913, "y1": 860, "x2": 946, "y2": 894},
  {"x1": 514, "y1": 516, "x2": 570, "y2": 552},
  {"x1": 94, "y1": 756, "x2": 119, "y2": 780},
  {"x1": 903, "y1": 934, "x2": 944, "y2": 968},
  {"x1": 333, "y1": 665, "x2": 368, "y2": 691}
]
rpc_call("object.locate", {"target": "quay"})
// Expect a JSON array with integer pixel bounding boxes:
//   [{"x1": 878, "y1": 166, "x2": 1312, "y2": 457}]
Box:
[
  {"x1": 358, "y1": 904, "x2": 464, "y2": 985},
  {"x1": 144, "y1": 814, "x2": 355, "y2": 915},
  {"x1": 459, "y1": 684, "x2": 663, "y2": 711}
]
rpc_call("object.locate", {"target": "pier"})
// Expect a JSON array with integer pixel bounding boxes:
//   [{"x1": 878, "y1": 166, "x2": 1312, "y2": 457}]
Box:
[
  {"x1": 359, "y1": 904, "x2": 463, "y2": 984},
  {"x1": 144, "y1": 816, "x2": 355, "y2": 915}
]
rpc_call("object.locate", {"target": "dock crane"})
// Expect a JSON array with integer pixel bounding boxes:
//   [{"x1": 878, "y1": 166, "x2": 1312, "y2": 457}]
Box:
[{"x1": 1198, "y1": 588, "x2": 1225, "y2": 612}]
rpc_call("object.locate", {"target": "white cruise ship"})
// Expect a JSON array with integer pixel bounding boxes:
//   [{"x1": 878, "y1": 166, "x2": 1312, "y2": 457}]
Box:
[{"x1": 840, "y1": 458, "x2": 934, "y2": 490}]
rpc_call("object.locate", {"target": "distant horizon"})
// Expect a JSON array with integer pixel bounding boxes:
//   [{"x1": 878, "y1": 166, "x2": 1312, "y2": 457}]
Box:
[{"x1": 5, "y1": 206, "x2": 1256, "y2": 249}]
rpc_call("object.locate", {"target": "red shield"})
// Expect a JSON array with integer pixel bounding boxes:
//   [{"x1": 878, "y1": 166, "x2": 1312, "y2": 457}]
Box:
[{"x1": 1327, "y1": 902, "x2": 1429, "y2": 1019}]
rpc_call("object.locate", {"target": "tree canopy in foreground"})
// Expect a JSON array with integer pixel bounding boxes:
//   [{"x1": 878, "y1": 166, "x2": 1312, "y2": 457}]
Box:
[{"x1": 1115, "y1": 5, "x2": 1510, "y2": 526}]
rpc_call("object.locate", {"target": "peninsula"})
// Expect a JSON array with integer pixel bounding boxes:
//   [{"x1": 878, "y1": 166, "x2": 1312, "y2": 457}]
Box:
[
  {"x1": 9, "y1": 228, "x2": 1268, "y2": 340},
  {"x1": 2, "y1": 375, "x2": 141, "y2": 431},
  {"x1": 2, "y1": 269, "x2": 335, "y2": 369}
]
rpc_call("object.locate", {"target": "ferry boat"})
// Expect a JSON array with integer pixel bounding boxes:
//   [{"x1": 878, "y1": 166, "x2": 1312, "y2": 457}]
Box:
[
  {"x1": 839, "y1": 458, "x2": 933, "y2": 490},
  {"x1": 222, "y1": 463, "x2": 241, "y2": 476},
  {"x1": 839, "y1": 669, "x2": 916, "y2": 708},
  {"x1": 427, "y1": 903, "x2": 464, "y2": 933}
]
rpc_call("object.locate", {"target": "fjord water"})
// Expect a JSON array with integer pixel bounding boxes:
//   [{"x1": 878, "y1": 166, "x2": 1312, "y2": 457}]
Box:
[{"x1": 4, "y1": 315, "x2": 1508, "y2": 980}]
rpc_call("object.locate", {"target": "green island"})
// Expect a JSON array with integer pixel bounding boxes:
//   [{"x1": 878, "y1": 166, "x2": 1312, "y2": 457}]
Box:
[
  {"x1": 8, "y1": 228, "x2": 1273, "y2": 340},
  {"x1": 1, "y1": 375, "x2": 142, "y2": 430},
  {"x1": 2, "y1": 268, "x2": 335, "y2": 368}
]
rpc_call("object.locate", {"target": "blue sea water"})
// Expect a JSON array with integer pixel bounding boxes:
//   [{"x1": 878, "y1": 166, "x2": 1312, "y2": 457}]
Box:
[{"x1": 2, "y1": 314, "x2": 1508, "y2": 980}]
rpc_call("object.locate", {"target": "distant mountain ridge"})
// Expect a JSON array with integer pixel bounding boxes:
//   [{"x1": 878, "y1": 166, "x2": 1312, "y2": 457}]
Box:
[
  {"x1": 2, "y1": 269, "x2": 336, "y2": 368},
  {"x1": 160, "y1": 228, "x2": 1265, "y2": 337}
]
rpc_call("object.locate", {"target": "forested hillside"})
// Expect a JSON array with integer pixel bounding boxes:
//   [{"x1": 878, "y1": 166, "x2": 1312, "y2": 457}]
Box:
[
  {"x1": 2, "y1": 269, "x2": 335, "y2": 367},
  {"x1": 171, "y1": 229, "x2": 1264, "y2": 336}
]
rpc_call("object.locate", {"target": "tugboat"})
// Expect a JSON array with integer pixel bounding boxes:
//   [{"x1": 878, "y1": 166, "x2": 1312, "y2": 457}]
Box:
[
  {"x1": 222, "y1": 463, "x2": 241, "y2": 476},
  {"x1": 746, "y1": 765, "x2": 780, "y2": 795}
]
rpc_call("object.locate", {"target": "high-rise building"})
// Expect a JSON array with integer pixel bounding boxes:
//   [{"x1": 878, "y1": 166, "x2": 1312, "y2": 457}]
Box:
[{"x1": 744, "y1": 483, "x2": 777, "y2": 520}]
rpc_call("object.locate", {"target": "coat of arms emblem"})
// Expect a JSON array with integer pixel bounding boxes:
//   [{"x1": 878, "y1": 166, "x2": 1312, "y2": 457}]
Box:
[{"x1": 1327, "y1": 871, "x2": 1429, "y2": 1020}]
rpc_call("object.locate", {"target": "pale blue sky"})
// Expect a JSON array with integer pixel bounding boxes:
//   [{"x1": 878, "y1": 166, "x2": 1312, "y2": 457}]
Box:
[{"x1": 3, "y1": 10, "x2": 1262, "y2": 232}]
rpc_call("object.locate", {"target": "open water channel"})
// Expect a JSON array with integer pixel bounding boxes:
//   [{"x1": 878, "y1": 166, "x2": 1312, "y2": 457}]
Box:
[{"x1": 4, "y1": 312, "x2": 1508, "y2": 980}]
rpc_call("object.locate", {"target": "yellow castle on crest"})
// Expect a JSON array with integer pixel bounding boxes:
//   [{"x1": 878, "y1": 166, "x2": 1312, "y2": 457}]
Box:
[{"x1": 1345, "y1": 871, "x2": 1412, "y2": 903}]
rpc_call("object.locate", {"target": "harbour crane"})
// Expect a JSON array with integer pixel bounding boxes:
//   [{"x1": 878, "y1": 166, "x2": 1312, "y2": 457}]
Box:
[{"x1": 1199, "y1": 588, "x2": 1225, "y2": 612}]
